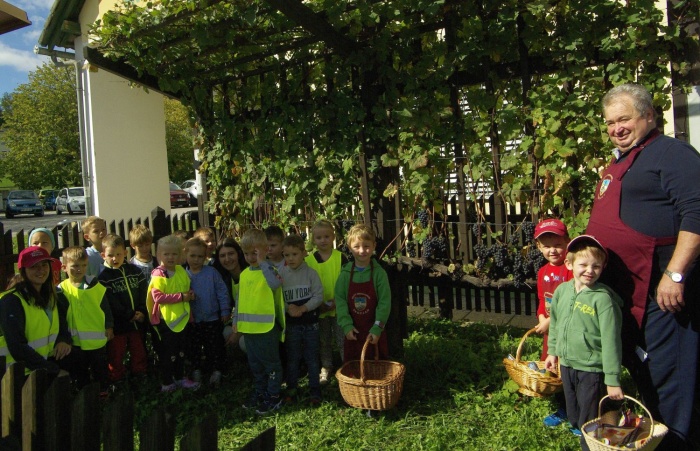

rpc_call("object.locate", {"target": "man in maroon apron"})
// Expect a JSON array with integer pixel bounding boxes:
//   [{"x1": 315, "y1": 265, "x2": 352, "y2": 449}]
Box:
[{"x1": 587, "y1": 84, "x2": 700, "y2": 450}]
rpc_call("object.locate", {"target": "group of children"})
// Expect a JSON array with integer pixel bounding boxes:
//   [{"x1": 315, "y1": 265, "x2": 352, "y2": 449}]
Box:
[
  {"x1": 533, "y1": 219, "x2": 623, "y2": 450},
  {"x1": 19, "y1": 217, "x2": 392, "y2": 416}
]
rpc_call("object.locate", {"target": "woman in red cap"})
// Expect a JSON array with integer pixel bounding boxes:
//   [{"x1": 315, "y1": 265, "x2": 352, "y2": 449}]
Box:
[{"x1": 0, "y1": 246, "x2": 72, "y2": 376}]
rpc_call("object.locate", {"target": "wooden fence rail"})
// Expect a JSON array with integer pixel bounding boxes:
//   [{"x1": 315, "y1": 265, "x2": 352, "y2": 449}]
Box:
[{"x1": 0, "y1": 358, "x2": 274, "y2": 450}]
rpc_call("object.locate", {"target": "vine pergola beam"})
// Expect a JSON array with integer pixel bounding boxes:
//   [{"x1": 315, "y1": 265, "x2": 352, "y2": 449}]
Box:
[{"x1": 262, "y1": 0, "x2": 362, "y2": 56}]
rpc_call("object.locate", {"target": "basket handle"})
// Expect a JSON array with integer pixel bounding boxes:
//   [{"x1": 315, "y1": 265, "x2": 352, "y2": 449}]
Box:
[
  {"x1": 515, "y1": 327, "x2": 538, "y2": 362},
  {"x1": 597, "y1": 395, "x2": 655, "y2": 443},
  {"x1": 359, "y1": 337, "x2": 379, "y2": 382}
]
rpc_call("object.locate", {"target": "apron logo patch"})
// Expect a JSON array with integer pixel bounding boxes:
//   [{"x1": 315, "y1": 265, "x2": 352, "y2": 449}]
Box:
[
  {"x1": 351, "y1": 293, "x2": 369, "y2": 312},
  {"x1": 598, "y1": 175, "x2": 613, "y2": 199}
]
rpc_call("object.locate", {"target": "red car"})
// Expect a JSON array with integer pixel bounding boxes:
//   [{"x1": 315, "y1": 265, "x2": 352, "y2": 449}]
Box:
[{"x1": 169, "y1": 182, "x2": 190, "y2": 208}]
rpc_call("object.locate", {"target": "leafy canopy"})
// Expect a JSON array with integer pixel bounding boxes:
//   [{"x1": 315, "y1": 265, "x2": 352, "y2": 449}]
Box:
[{"x1": 92, "y1": 0, "x2": 697, "y2": 237}]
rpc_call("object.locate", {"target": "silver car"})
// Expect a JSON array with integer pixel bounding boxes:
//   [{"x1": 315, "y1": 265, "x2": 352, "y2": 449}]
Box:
[{"x1": 56, "y1": 187, "x2": 86, "y2": 215}]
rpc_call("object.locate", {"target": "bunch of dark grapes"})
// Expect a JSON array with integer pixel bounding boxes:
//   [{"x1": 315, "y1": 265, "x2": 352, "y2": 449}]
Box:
[
  {"x1": 521, "y1": 221, "x2": 535, "y2": 243},
  {"x1": 422, "y1": 237, "x2": 437, "y2": 259},
  {"x1": 490, "y1": 243, "x2": 511, "y2": 279},
  {"x1": 300, "y1": 232, "x2": 307, "y2": 240},
  {"x1": 341, "y1": 219, "x2": 354, "y2": 231},
  {"x1": 473, "y1": 243, "x2": 491, "y2": 273},
  {"x1": 471, "y1": 222, "x2": 484, "y2": 239},
  {"x1": 406, "y1": 241, "x2": 417, "y2": 258},
  {"x1": 435, "y1": 236, "x2": 447, "y2": 256},
  {"x1": 512, "y1": 253, "x2": 527, "y2": 288},
  {"x1": 508, "y1": 233, "x2": 520, "y2": 246},
  {"x1": 416, "y1": 210, "x2": 429, "y2": 228},
  {"x1": 338, "y1": 243, "x2": 352, "y2": 259},
  {"x1": 527, "y1": 245, "x2": 547, "y2": 274}
]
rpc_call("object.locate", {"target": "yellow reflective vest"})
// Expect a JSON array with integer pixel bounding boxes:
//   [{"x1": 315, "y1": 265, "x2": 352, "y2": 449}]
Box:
[
  {"x1": 236, "y1": 268, "x2": 285, "y2": 340},
  {"x1": 0, "y1": 289, "x2": 59, "y2": 373},
  {"x1": 305, "y1": 250, "x2": 342, "y2": 318},
  {"x1": 147, "y1": 266, "x2": 191, "y2": 332},
  {"x1": 59, "y1": 280, "x2": 108, "y2": 351}
]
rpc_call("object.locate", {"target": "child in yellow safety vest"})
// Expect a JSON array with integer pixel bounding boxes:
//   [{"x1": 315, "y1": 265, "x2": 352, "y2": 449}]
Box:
[
  {"x1": 57, "y1": 246, "x2": 113, "y2": 395},
  {"x1": 232, "y1": 229, "x2": 286, "y2": 415},
  {"x1": 147, "y1": 234, "x2": 199, "y2": 392}
]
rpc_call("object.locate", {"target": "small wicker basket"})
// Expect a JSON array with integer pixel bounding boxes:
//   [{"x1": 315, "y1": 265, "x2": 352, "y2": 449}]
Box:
[
  {"x1": 502, "y1": 327, "x2": 562, "y2": 397},
  {"x1": 336, "y1": 339, "x2": 406, "y2": 411},
  {"x1": 582, "y1": 395, "x2": 668, "y2": 451}
]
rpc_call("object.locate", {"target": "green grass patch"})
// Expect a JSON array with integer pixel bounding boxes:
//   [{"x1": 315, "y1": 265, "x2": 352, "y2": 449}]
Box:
[{"x1": 129, "y1": 318, "x2": 582, "y2": 450}]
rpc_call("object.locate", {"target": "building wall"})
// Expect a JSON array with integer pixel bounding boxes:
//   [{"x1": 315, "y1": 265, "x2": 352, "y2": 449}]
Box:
[{"x1": 72, "y1": 0, "x2": 170, "y2": 223}]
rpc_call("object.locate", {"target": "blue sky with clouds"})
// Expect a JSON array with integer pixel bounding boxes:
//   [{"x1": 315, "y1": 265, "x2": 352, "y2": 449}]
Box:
[{"x1": 1, "y1": 0, "x2": 54, "y2": 97}]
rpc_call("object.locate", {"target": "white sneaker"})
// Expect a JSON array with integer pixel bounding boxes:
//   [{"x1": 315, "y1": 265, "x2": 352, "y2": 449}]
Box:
[
  {"x1": 209, "y1": 371, "x2": 222, "y2": 387},
  {"x1": 319, "y1": 367, "x2": 330, "y2": 385}
]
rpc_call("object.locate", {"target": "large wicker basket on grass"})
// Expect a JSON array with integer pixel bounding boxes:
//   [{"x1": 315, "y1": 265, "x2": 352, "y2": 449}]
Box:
[
  {"x1": 502, "y1": 327, "x2": 562, "y2": 397},
  {"x1": 336, "y1": 339, "x2": 406, "y2": 411},
  {"x1": 582, "y1": 395, "x2": 668, "y2": 451}
]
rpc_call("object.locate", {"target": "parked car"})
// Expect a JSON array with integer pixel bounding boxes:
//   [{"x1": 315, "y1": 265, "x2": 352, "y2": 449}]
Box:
[
  {"x1": 180, "y1": 179, "x2": 200, "y2": 206},
  {"x1": 39, "y1": 189, "x2": 58, "y2": 210},
  {"x1": 56, "y1": 187, "x2": 86, "y2": 215},
  {"x1": 169, "y1": 182, "x2": 190, "y2": 208},
  {"x1": 5, "y1": 190, "x2": 44, "y2": 218}
]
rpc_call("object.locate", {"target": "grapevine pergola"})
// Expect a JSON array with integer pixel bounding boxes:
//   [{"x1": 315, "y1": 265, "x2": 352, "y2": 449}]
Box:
[{"x1": 41, "y1": 0, "x2": 699, "y2": 262}]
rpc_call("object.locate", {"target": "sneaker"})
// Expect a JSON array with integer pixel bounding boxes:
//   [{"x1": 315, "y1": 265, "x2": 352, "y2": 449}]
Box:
[
  {"x1": 179, "y1": 378, "x2": 200, "y2": 390},
  {"x1": 543, "y1": 408, "x2": 567, "y2": 427},
  {"x1": 256, "y1": 395, "x2": 282, "y2": 415},
  {"x1": 569, "y1": 427, "x2": 582, "y2": 437},
  {"x1": 242, "y1": 392, "x2": 263, "y2": 410},
  {"x1": 161, "y1": 382, "x2": 178, "y2": 393},
  {"x1": 319, "y1": 367, "x2": 330, "y2": 385},
  {"x1": 192, "y1": 370, "x2": 202, "y2": 384},
  {"x1": 209, "y1": 371, "x2": 222, "y2": 387}
]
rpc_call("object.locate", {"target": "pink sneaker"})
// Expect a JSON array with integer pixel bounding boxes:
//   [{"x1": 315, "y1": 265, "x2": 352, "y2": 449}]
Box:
[
  {"x1": 179, "y1": 378, "x2": 200, "y2": 390},
  {"x1": 161, "y1": 383, "x2": 177, "y2": 393}
]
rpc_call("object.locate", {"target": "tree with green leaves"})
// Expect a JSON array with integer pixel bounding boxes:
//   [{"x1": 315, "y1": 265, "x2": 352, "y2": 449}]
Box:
[
  {"x1": 0, "y1": 63, "x2": 80, "y2": 190},
  {"x1": 164, "y1": 97, "x2": 195, "y2": 184}
]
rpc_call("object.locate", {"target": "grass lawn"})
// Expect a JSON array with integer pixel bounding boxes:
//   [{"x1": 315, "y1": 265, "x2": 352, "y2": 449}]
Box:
[{"x1": 130, "y1": 318, "x2": 589, "y2": 450}]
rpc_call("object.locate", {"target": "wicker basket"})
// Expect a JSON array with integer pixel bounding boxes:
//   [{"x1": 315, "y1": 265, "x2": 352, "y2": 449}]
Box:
[
  {"x1": 336, "y1": 340, "x2": 406, "y2": 411},
  {"x1": 582, "y1": 395, "x2": 668, "y2": 451},
  {"x1": 502, "y1": 327, "x2": 562, "y2": 397}
]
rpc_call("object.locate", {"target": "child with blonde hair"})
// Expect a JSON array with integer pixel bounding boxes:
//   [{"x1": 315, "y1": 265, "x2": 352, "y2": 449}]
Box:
[
  {"x1": 147, "y1": 234, "x2": 199, "y2": 392},
  {"x1": 82, "y1": 216, "x2": 108, "y2": 278},
  {"x1": 305, "y1": 219, "x2": 348, "y2": 383},
  {"x1": 335, "y1": 224, "x2": 391, "y2": 361},
  {"x1": 129, "y1": 225, "x2": 158, "y2": 281},
  {"x1": 233, "y1": 229, "x2": 286, "y2": 414}
]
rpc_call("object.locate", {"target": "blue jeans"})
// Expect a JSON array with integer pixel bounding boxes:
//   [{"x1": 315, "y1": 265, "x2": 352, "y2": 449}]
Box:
[
  {"x1": 285, "y1": 322, "x2": 321, "y2": 395},
  {"x1": 245, "y1": 327, "x2": 283, "y2": 398}
]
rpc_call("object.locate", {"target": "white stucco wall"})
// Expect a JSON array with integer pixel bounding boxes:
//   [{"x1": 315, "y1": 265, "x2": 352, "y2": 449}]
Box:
[
  {"x1": 73, "y1": 0, "x2": 170, "y2": 223},
  {"x1": 688, "y1": 86, "x2": 700, "y2": 151}
]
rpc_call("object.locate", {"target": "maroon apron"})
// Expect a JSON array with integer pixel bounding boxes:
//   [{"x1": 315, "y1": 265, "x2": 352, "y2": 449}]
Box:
[
  {"x1": 586, "y1": 129, "x2": 676, "y2": 328},
  {"x1": 344, "y1": 261, "x2": 389, "y2": 362}
]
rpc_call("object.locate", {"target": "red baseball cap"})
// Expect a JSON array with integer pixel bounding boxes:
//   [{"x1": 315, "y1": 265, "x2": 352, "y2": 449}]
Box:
[
  {"x1": 567, "y1": 235, "x2": 608, "y2": 260},
  {"x1": 534, "y1": 219, "x2": 569, "y2": 239},
  {"x1": 18, "y1": 246, "x2": 56, "y2": 269}
]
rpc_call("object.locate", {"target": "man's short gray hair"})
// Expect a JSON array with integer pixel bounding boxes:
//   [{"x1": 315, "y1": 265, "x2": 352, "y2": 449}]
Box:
[{"x1": 602, "y1": 83, "x2": 655, "y2": 118}]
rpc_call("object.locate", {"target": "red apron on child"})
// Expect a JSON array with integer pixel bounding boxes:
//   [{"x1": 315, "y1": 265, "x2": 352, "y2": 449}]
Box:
[{"x1": 344, "y1": 261, "x2": 388, "y2": 362}]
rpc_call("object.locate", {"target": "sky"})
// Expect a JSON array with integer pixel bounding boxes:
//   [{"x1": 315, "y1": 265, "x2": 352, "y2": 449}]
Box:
[{"x1": 0, "y1": 0, "x2": 55, "y2": 98}]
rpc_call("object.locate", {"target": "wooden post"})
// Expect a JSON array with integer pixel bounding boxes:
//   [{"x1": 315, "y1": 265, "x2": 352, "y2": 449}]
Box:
[
  {"x1": 102, "y1": 392, "x2": 134, "y2": 451},
  {"x1": 70, "y1": 383, "x2": 100, "y2": 451},
  {"x1": 22, "y1": 369, "x2": 47, "y2": 451},
  {"x1": 151, "y1": 207, "x2": 169, "y2": 242},
  {"x1": 1, "y1": 363, "x2": 24, "y2": 442},
  {"x1": 44, "y1": 374, "x2": 71, "y2": 451},
  {"x1": 179, "y1": 412, "x2": 217, "y2": 451},
  {"x1": 240, "y1": 426, "x2": 275, "y2": 451},
  {"x1": 139, "y1": 406, "x2": 175, "y2": 451}
]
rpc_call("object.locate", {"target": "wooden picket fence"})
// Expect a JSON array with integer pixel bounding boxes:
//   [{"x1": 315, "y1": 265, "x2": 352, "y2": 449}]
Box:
[{"x1": 0, "y1": 359, "x2": 275, "y2": 450}]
